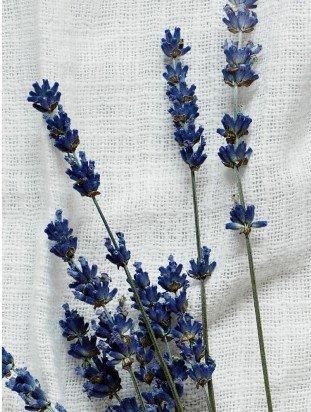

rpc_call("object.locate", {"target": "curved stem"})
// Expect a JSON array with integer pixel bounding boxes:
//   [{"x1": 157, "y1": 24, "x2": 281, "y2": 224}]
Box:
[
  {"x1": 190, "y1": 170, "x2": 216, "y2": 412},
  {"x1": 129, "y1": 366, "x2": 146, "y2": 411},
  {"x1": 91, "y1": 198, "x2": 183, "y2": 412},
  {"x1": 233, "y1": 167, "x2": 273, "y2": 411}
]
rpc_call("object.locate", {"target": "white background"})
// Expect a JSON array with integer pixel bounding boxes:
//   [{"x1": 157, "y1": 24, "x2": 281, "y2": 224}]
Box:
[{"x1": 2, "y1": 0, "x2": 311, "y2": 410}]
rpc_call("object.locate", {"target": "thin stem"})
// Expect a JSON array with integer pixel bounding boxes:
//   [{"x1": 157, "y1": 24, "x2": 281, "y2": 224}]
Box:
[
  {"x1": 233, "y1": 166, "x2": 245, "y2": 206},
  {"x1": 92, "y1": 197, "x2": 118, "y2": 248},
  {"x1": 114, "y1": 392, "x2": 122, "y2": 404},
  {"x1": 190, "y1": 170, "x2": 202, "y2": 256},
  {"x1": 190, "y1": 170, "x2": 216, "y2": 412},
  {"x1": 233, "y1": 168, "x2": 273, "y2": 411},
  {"x1": 91, "y1": 198, "x2": 183, "y2": 412},
  {"x1": 203, "y1": 385, "x2": 213, "y2": 412},
  {"x1": 245, "y1": 235, "x2": 273, "y2": 411},
  {"x1": 129, "y1": 366, "x2": 146, "y2": 411}
]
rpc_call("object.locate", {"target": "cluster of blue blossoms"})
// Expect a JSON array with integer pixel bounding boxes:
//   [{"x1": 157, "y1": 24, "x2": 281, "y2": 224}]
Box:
[
  {"x1": 27, "y1": 81, "x2": 100, "y2": 197},
  {"x1": 218, "y1": 0, "x2": 267, "y2": 234},
  {"x1": 40, "y1": 208, "x2": 216, "y2": 410},
  {"x1": 161, "y1": 28, "x2": 207, "y2": 170},
  {"x1": 2, "y1": 347, "x2": 66, "y2": 411}
]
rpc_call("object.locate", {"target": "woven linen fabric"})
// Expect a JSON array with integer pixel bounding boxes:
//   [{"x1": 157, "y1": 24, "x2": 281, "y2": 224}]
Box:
[{"x1": 2, "y1": 0, "x2": 311, "y2": 410}]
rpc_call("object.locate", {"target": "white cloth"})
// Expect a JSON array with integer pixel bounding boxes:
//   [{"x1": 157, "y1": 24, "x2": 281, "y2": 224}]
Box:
[{"x1": 2, "y1": 0, "x2": 311, "y2": 410}]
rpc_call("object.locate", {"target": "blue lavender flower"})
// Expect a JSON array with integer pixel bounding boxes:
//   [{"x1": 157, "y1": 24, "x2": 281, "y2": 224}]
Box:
[
  {"x1": 163, "y1": 63, "x2": 188, "y2": 85},
  {"x1": 135, "y1": 364, "x2": 157, "y2": 385},
  {"x1": 172, "y1": 314, "x2": 202, "y2": 344},
  {"x1": 158, "y1": 255, "x2": 188, "y2": 293},
  {"x1": 188, "y1": 359, "x2": 216, "y2": 388},
  {"x1": 161, "y1": 27, "x2": 191, "y2": 58},
  {"x1": 136, "y1": 284, "x2": 161, "y2": 309},
  {"x1": 167, "y1": 83, "x2": 197, "y2": 105},
  {"x1": 107, "y1": 334, "x2": 137, "y2": 370},
  {"x1": 6, "y1": 368, "x2": 51, "y2": 411},
  {"x1": 218, "y1": 141, "x2": 252, "y2": 168},
  {"x1": 180, "y1": 337, "x2": 205, "y2": 363},
  {"x1": 68, "y1": 335, "x2": 99, "y2": 361},
  {"x1": 105, "y1": 233, "x2": 131, "y2": 268},
  {"x1": 93, "y1": 311, "x2": 133, "y2": 341},
  {"x1": 54, "y1": 130, "x2": 80, "y2": 153},
  {"x1": 180, "y1": 137, "x2": 207, "y2": 170},
  {"x1": 223, "y1": 64, "x2": 259, "y2": 87},
  {"x1": 45, "y1": 109, "x2": 80, "y2": 153},
  {"x1": 143, "y1": 388, "x2": 175, "y2": 412},
  {"x1": 67, "y1": 257, "x2": 98, "y2": 288},
  {"x1": 222, "y1": 40, "x2": 261, "y2": 71},
  {"x1": 77, "y1": 356, "x2": 121, "y2": 399},
  {"x1": 133, "y1": 262, "x2": 150, "y2": 288},
  {"x1": 217, "y1": 112, "x2": 252, "y2": 144},
  {"x1": 45, "y1": 110, "x2": 71, "y2": 138},
  {"x1": 148, "y1": 303, "x2": 172, "y2": 338},
  {"x1": 55, "y1": 404, "x2": 67, "y2": 412},
  {"x1": 229, "y1": 0, "x2": 257, "y2": 11},
  {"x1": 226, "y1": 204, "x2": 267, "y2": 234},
  {"x1": 27, "y1": 79, "x2": 61, "y2": 113},
  {"x1": 65, "y1": 151, "x2": 100, "y2": 197},
  {"x1": 223, "y1": 6, "x2": 258, "y2": 33},
  {"x1": 45, "y1": 210, "x2": 77, "y2": 261},
  {"x1": 68, "y1": 259, "x2": 118, "y2": 307},
  {"x1": 75, "y1": 278, "x2": 118, "y2": 308},
  {"x1": 59, "y1": 303, "x2": 89, "y2": 341},
  {"x1": 168, "y1": 101, "x2": 199, "y2": 127},
  {"x1": 2, "y1": 348, "x2": 14, "y2": 378},
  {"x1": 174, "y1": 123, "x2": 204, "y2": 147},
  {"x1": 107, "y1": 397, "x2": 145, "y2": 412},
  {"x1": 188, "y1": 246, "x2": 217, "y2": 281},
  {"x1": 155, "y1": 353, "x2": 188, "y2": 383},
  {"x1": 135, "y1": 345, "x2": 154, "y2": 365},
  {"x1": 163, "y1": 288, "x2": 188, "y2": 315}
]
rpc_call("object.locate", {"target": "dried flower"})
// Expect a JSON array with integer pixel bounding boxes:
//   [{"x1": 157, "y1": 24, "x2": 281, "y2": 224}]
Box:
[
  {"x1": 226, "y1": 204, "x2": 267, "y2": 234},
  {"x1": 218, "y1": 141, "x2": 253, "y2": 168},
  {"x1": 161, "y1": 27, "x2": 191, "y2": 58},
  {"x1": 45, "y1": 210, "x2": 77, "y2": 261},
  {"x1": 217, "y1": 112, "x2": 252, "y2": 144},
  {"x1": 59, "y1": 303, "x2": 89, "y2": 341},
  {"x1": 27, "y1": 79, "x2": 61, "y2": 113},
  {"x1": 65, "y1": 151, "x2": 100, "y2": 197}
]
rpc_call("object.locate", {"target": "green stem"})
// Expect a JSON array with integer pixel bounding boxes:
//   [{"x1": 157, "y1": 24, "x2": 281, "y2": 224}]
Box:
[
  {"x1": 115, "y1": 392, "x2": 122, "y2": 403},
  {"x1": 233, "y1": 167, "x2": 273, "y2": 412},
  {"x1": 129, "y1": 366, "x2": 146, "y2": 410},
  {"x1": 91, "y1": 197, "x2": 183, "y2": 412},
  {"x1": 190, "y1": 170, "x2": 216, "y2": 412},
  {"x1": 203, "y1": 385, "x2": 213, "y2": 412}
]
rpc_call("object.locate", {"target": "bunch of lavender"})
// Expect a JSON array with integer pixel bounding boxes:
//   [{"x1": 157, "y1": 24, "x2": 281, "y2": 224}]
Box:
[
  {"x1": 45, "y1": 209, "x2": 215, "y2": 410},
  {"x1": 12, "y1": 79, "x2": 217, "y2": 411},
  {"x1": 2, "y1": 348, "x2": 66, "y2": 411},
  {"x1": 25, "y1": 79, "x2": 183, "y2": 411},
  {"x1": 218, "y1": 0, "x2": 273, "y2": 410},
  {"x1": 161, "y1": 28, "x2": 217, "y2": 410}
]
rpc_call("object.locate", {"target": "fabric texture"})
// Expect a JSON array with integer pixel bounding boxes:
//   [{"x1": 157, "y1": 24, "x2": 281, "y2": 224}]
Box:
[{"x1": 2, "y1": 0, "x2": 311, "y2": 410}]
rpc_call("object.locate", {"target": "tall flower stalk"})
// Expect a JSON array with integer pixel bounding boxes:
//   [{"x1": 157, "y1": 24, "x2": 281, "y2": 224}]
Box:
[
  {"x1": 218, "y1": 1, "x2": 273, "y2": 409},
  {"x1": 27, "y1": 83, "x2": 184, "y2": 411},
  {"x1": 161, "y1": 28, "x2": 217, "y2": 411}
]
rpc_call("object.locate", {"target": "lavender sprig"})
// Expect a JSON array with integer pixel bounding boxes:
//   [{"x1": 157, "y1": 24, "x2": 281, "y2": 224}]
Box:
[
  {"x1": 218, "y1": 1, "x2": 273, "y2": 410},
  {"x1": 27, "y1": 88, "x2": 184, "y2": 411},
  {"x1": 2, "y1": 348, "x2": 66, "y2": 412},
  {"x1": 161, "y1": 27, "x2": 216, "y2": 411}
]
